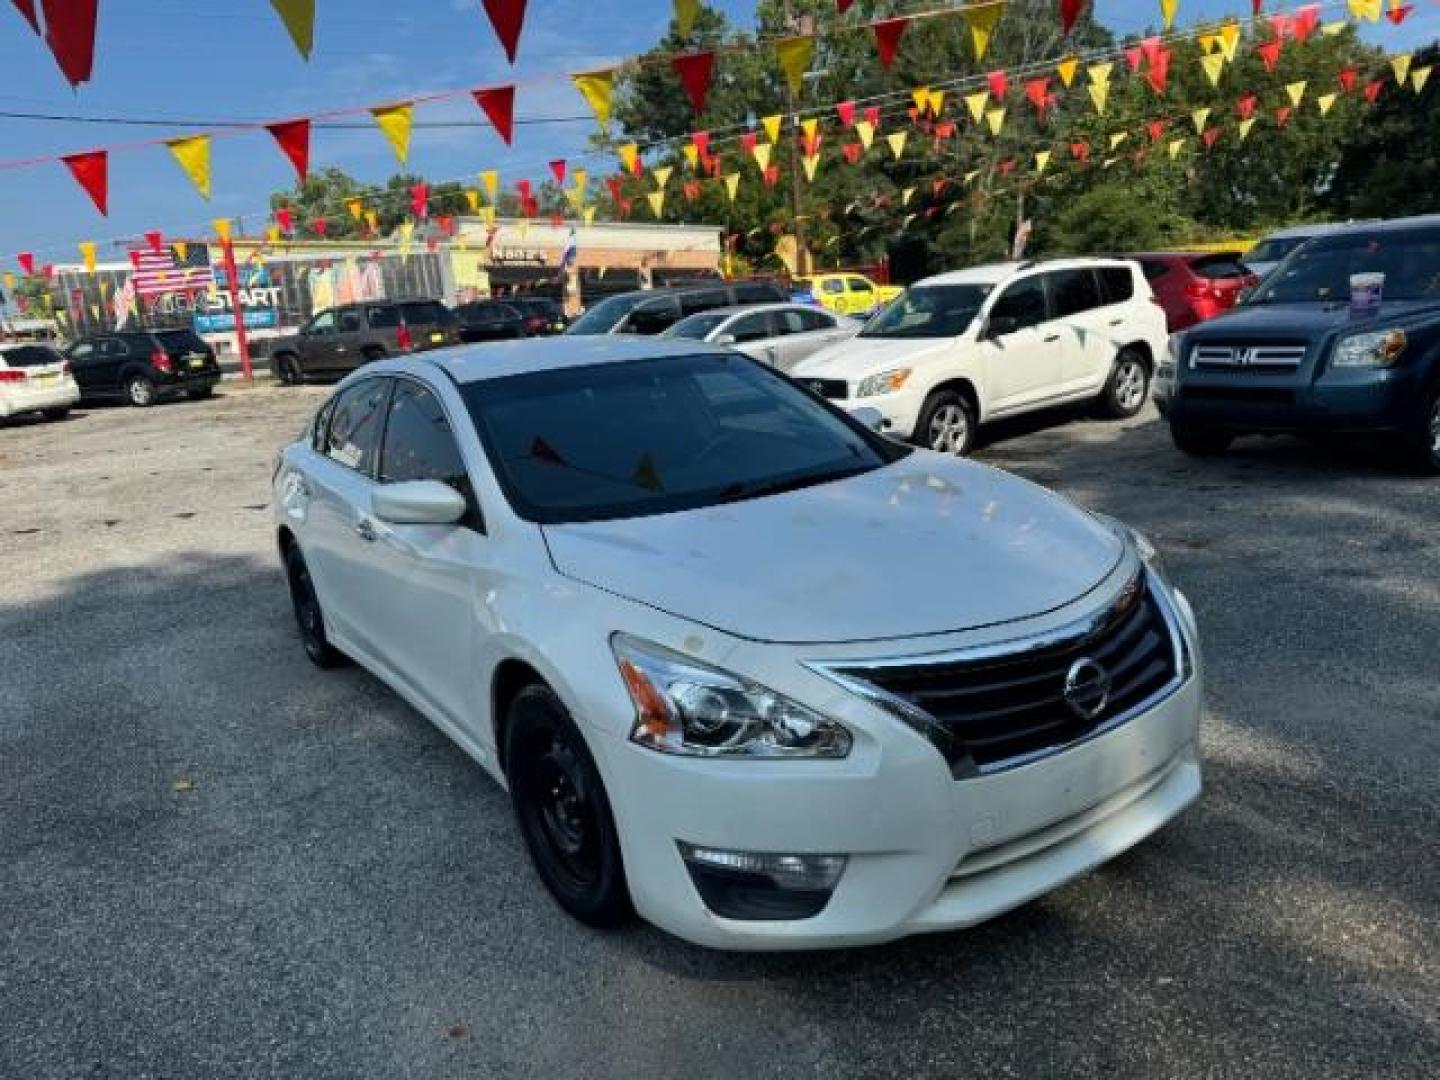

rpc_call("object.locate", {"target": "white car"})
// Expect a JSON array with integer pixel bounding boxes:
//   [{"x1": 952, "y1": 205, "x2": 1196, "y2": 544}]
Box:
[
  {"x1": 0, "y1": 342, "x2": 80, "y2": 422},
  {"x1": 791, "y1": 258, "x2": 1170, "y2": 456},
  {"x1": 663, "y1": 303, "x2": 862, "y2": 372},
  {"x1": 272, "y1": 338, "x2": 1202, "y2": 950}
]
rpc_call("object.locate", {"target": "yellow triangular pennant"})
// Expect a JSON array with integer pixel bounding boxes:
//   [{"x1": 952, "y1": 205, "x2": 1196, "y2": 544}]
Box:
[
  {"x1": 583, "y1": 206, "x2": 597, "y2": 226},
  {"x1": 652, "y1": 165, "x2": 673, "y2": 189},
  {"x1": 270, "y1": 0, "x2": 315, "y2": 61},
  {"x1": 1109, "y1": 131, "x2": 1128, "y2": 150},
  {"x1": 775, "y1": 36, "x2": 814, "y2": 96},
  {"x1": 802, "y1": 154, "x2": 820, "y2": 183},
  {"x1": 1057, "y1": 55, "x2": 1079, "y2": 87},
  {"x1": 481, "y1": 169, "x2": 500, "y2": 202},
  {"x1": 911, "y1": 87, "x2": 930, "y2": 113},
  {"x1": 855, "y1": 120, "x2": 874, "y2": 149},
  {"x1": 928, "y1": 90, "x2": 945, "y2": 116},
  {"x1": 1088, "y1": 61, "x2": 1113, "y2": 87},
  {"x1": 572, "y1": 69, "x2": 616, "y2": 128},
  {"x1": 961, "y1": 1, "x2": 1006, "y2": 62},
  {"x1": 753, "y1": 143, "x2": 772, "y2": 171},
  {"x1": 1201, "y1": 53, "x2": 1226, "y2": 87},
  {"x1": 1034, "y1": 150, "x2": 1051, "y2": 175},
  {"x1": 901, "y1": 186, "x2": 915, "y2": 206},
  {"x1": 1286, "y1": 81, "x2": 1308, "y2": 107},
  {"x1": 985, "y1": 107, "x2": 1006, "y2": 136},
  {"x1": 371, "y1": 104, "x2": 413, "y2": 164},
  {"x1": 724, "y1": 173, "x2": 740, "y2": 202},
  {"x1": 647, "y1": 190, "x2": 666, "y2": 218},
  {"x1": 1321, "y1": 20, "x2": 1347, "y2": 36},
  {"x1": 1391, "y1": 54, "x2": 1413, "y2": 86},
  {"x1": 1191, "y1": 107, "x2": 1211, "y2": 133},
  {"x1": 887, "y1": 131, "x2": 908, "y2": 159},
  {"x1": 761, "y1": 114, "x2": 783, "y2": 143},
  {"x1": 1088, "y1": 82, "x2": 1110, "y2": 115},
  {"x1": 801, "y1": 117, "x2": 820, "y2": 142},
  {"x1": 965, "y1": 90, "x2": 989, "y2": 123},
  {"x1": 166, "y1": 136, "x2": 212, "y2": 200},
  {"x1": 346, "y1": 196, "x2": 364, "y2": 221},
  {"x1": 682, "y1": 144, "x2": 700, "y2": 170},
  {"x1": 1238, "y1": 117, "x2": 1256, "y2": 141},
  {"x1": 1167, "y1": 138, "x2": 1186, "y2": 159},
  {"x1": 212, "y1": 218, "x2": 232, "y2": 243},
  {"x1": 1160, "y1": 0, "x2": 1180, "y2": 31},
  {"x1": 618, "y1": 144, "x2": 639, "y2": 174},
  {"x1": 1218, "y1": 19, "x2": 1241, "y2": 62},
  {"x1": 1413, "y1": 66, "x2": 1434, "y2": 94},
  {"x1": 78, "y1": 240, "x2": 96, "y2": 273},
  {"x1": 1317, "y1": 92, "x2": 1338, "y2": 116},
  {"x1": 674, "y1": 0, "x2": 701, "y2": 38}
]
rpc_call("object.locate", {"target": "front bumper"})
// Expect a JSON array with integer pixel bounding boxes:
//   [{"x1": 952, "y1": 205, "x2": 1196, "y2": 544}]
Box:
[
  {"x1": 593, "y1": 630, "x2": 1202, "y2": 951},
  {"x1": 842, "y1": 385, "x2": 928, "y2": 441},
  {"x1": 0, "y1": 381, "x2": 81, "y2": 417},
  {"x1": 1167, "y1": 364, "x2": 1427, "y2": 435}
]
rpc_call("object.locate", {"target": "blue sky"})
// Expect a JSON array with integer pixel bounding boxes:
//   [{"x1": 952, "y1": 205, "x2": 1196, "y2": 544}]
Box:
[{"x1": 0, "y1": 0, "x2": 1433, "y2": 262}]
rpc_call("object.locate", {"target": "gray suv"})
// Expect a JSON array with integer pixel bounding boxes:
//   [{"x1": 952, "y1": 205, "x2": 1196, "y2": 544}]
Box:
[{"x1": 269, "y1": 299, "x2": 458, "y2": 384}]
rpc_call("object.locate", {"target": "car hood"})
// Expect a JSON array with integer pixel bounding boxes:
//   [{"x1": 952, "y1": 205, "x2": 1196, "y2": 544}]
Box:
[
  {"x1": 542, "y1": 457, "x2": 1125, "y2": 645},
  {"x1": 791, "y1": 336, "x2": 961, "y2": 380},
  {"x1": 1186, "y1": 298, "x2": 1440, "y2": 338}
]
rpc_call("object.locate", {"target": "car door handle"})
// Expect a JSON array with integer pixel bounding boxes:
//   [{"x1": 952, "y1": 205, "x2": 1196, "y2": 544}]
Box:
[
  {"x1": 1043, "y1": 333, "x2": 1062, "y2": 343},
  {"x1": 354, "y1": 519, "x2": 377, "y2": 543},
  {"x1": 1108, "y1": 318, "x2": 1124, "y2": 327}
]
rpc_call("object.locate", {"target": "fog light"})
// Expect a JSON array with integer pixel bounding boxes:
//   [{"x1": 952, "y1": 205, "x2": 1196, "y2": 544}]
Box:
[{"x1": 678, "y1": 843, "x2": 846, "y2": 921}]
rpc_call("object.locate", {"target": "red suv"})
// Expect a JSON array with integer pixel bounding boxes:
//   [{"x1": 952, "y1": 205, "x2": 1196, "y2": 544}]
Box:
[{"x1": 1130, "y1": 252, "x2": 1260, "y2": 333}]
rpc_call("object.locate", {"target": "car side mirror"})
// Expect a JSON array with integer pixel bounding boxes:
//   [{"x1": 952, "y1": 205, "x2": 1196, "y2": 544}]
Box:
[
  {"x1": 851, "y1": 406, "x2": 886, "y2": 432},
  {"x1": 372, "y1": 480, "x2": 467, "y2": 526},
  {"x1": 713, "y1": 333, "x2": 737, "y2": 346}
]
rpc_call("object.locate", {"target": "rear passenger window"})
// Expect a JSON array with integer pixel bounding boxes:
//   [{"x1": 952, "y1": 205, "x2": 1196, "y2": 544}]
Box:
[
  {"x1": 1097, "y1": 267, "x2": 1135, "y2": 304},
  {"x1": 1047, "y1": 269, "x2": 1104, "y2": 318},
  {"x1": 401, "y1": 301, "x2": 451, "y2": 325},
  {"x1": 366, "y1": 306, "x2": 400, "y2": 329},
  {"x1": 380, "y1": 381, "x2": 477, "y2": 519},
  {"x1": 626, "y1": 298, "x2": 681, "y2": 334},
  {"x1": 733, "y1": 283, "x2": 786, "y2": 304},
  {"x1": 796, "y1": 309, "x2": 833, "y2": 331},
  {"x1": 338, "y1": 310, "x2": 363, "y2": 332},
  {"x1": 323, "y1": 379, "x2": 390, "y2": 473},
  {"x1": 1192, "y1": 257, "x2": 1248, "y2": 280},
  {"x1": 989, "y1": 276, "x2": 1049, "y2": 333},
  {"x1": 821, "y1": 280, "x2": 845, "y2": 294},
  {"x1": 1140, "y1": 261, "x2": 1170, "y2": 282},
  {"x1": 729, "y1": 312, "x2": 772, "y2": 342},
  {"x1": 680, "y1": 289, "x2": 728, "y2": 317}
]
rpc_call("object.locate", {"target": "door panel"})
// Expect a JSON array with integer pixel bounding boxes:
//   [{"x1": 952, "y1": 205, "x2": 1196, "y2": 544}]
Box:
[
  {"x1": 299, "y1": 311, "x2": 340, "y2": 371},
  {"x1": 978, "y1": 275, "x2": 1061, "y2": 414},
  {"x1": 1046, "y1": 268, "x2": 1113, "y2": 393}
]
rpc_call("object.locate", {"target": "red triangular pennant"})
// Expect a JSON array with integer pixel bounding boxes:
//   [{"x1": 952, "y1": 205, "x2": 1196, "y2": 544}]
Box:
[
  {"x1": 1274, "y1": 106, "x2": 1293, "y2": 127},
  {"x1": 1070, "y1": 141, "x2": 1091, "y2": 162},
  {"x1": 1270, "y1": 13, "x2": 1292, "y2": 40},
  {"x1": 836, "y1": 100, "x2": 856, "y2": 127},
  {"x1": 61, "y1": 149, "x2": 107, "y2": 216},
  {"x1": 1364, "y1": 79, "x2": 1384, "y2": 104},
  {"x1": 481, "y1": 0, "x2": 527, "y2": 64},
  {"x1": 740, "y1": 131, "x2": 757, "y2": 154},
  {"x1": 275, "y1": 208, "x2": 294, "y2": 234},
  {"x1": 549, "y1": 159, "x2": 566, "y2": 185},
  {"x1": 1147, "y1": 48, "x2": 1173, "y2": 94},
  {"x1": 312, "y1": 217, "x2": 327, "y2": 238},
  {"x1": 145, "y1": 230, "x2": 163, "y2": 254},
  {"x1": 606, "y1": 177, "x2": 623, "y2": 203},
  {"x1": 1202, "y1": 126, "x2": 1222, "y2": 149},
  {"x1": 11, "y1": 0, "x2": 38, "y2": 33},
  {"x1": 1140, "y1": 35, "x2": 1163, "y2": 66},
  {"x1": 1386, "y1": 5, "x2": 1413, "y2": 26},
  {"x1": 683, "y1": 181, "x2": 700, "y2": 201},
  {"x1": 1060, "y1": 0, "x2": 1086, "y2": 36},
  {"x1": 266, "y1": 119, "x2": 311, "y2": 183},
  {"x1": 842, "y1": 143, "x2": 862, "y2": 164},
  {"x1": 17, "y1": 252, "x2": 35, "y2": 275},
  {"x1": 1236, "y1": 93, "x2": 1258, "y2": 121},
  {"x1": 1257, "y1": 40, "x2": 1282, "y2": 73},
  {"x1": 1025, "y1": 77, "x2": 1050, "y2": 114},
  {"x1": 987, "y1": 70, "x2": 1009, "y2": 101},
  {"x1": 836, "y1": 0, "x2": 855, "y2": 12},
  {"x1": 1291, "y1": 3, "x2": 1319, "y2": 42},
  {"x1": 473, "y1": 85, "x2": 516, "y2": 145},
  {"x1": 671, "y1": 51, "x2": 715, "y2": 115},
  {"x1": 871, "y1": 17, "x2": 908, "y2": 69},
  {"x1": 40, "y1": 0, "x2": 98, "y2": 87},
  {"x1": 863, "y1": 105, "x2": 881, "y2": 129},
  {"x1": 411, "y1": 183, "x2": 429, "y2": 219},
  {"x1": 1148, "y1": 120, "x2": 1167, "y2": 143},
  {"x1": 1124, "y1": 46, "x2": 1143, "y2": 72},
  {"x1": 692, "y1": 131, "x2": 711, "y2": 157},
  {"x1": 1338, "y1": 68, "x2": 1358, "y2": 94}
]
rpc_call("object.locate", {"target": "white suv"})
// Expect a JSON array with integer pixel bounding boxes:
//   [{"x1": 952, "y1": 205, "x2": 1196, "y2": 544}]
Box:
[{"x1": 792, "y1": 259, "x2": 1169, "y2": 455}]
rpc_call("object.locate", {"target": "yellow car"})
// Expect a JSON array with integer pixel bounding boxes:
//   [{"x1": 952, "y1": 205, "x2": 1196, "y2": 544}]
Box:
[{"x1": 799, "y1": 273, "x2": 903, "y2": 318}]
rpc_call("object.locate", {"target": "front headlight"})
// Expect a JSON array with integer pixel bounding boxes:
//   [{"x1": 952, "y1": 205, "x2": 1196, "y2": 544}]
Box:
[
  {"x1": 1095, "y1": 513, "x2": 1168, "y2": 582},
  {"x1": 612, "y1": 634, "x2": 852, "y2": 759},
  {"x1": 856, "y1": 368, "x2": 912, "y2": 397},
  {"x1": 1332, "y1": 328, "x2": 1406, "y2": 368}
]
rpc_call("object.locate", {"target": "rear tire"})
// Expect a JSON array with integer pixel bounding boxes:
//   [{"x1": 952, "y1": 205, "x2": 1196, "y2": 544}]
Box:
[
  {"x1": 1170, "y1": 420, "x2": 1233, "y2": 458},
  {"x1": 506, "y1": 685, "x2": 631, "y2": 929},
  {"x1": 275, "y1": 353, "x2": 304, "y2": 386},
  {"x1": 42, "y1": 407, "x2": 71, "y2": 421},
  {"x1": 125, "y1": 376, "x2": 156, "y2": 408},
  {"x1": 284, "y1": 544, "x2": 344, "y2": 669},
  {"x1": 187, "y1": 386, "x2": 214, "y2": 401},
  {"x1": 1101, "y1": 348, "x2": 1151, "y2": 419},
  {"x1": 1403, "y1": 387, "x2": 1440, "y2": 476},
  {"x1": 914, "y1": 390, "x2": 977, "y2": 457}
]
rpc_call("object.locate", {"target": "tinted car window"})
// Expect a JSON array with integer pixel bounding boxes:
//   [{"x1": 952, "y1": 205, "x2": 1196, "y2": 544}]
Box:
[
  {"x1": 664, "y1": 311, "x2": 731, "y2": 341},
  {"x1": 988, "y1": 276, "x2": 1049, "y2": 333},
  {"x1": 774, "y1": 310, "x2": 809, "y2": 335},
  {"x1": 1192, "y1": 256, "x2": 1249, "y2": 280},
  {"x1": 307, "y1": 311, "x2": 337, "y2": 334},
  {"x1": 1244, "y1": 237, "x2": 1306, "y2": 265},
  {"x1": 797, "y1": 309, "x2": 833, "y2": 331},
  {"x1": 625, "y1": 297, "x2": 682, "y2": 335},
  {"x1": 367, "y1": 305, "x2": 400, "y2": 329},
  {"x1": 401, "y1": 301, "x2": 452, "y2": 326},
  {"x1": 1, "y1": 345, "x2": 65, "y2": 367},
  {"x1": 338, "y1": 310, "x2": 364, "y2": 332},
  {"x1": 847, "y1": 277, "x2": 874, "y2": 293},
  {"x1": 68, "y1": 342, "x2": 97, "y2": 364},
  {"x1": 154, "y1": 329, "x2": 209, "y2": 354},
  {"x1": 1048, "y1": 269, "x2": 1104, "y2": 319},
  {"x1": 1250, "y1": 229, "x2": 1440, "y2": 303},
  {"x1": 821, "y1": 279, "x2": 845, "y2": 294},
  {"x1": 380, "y1": 380, "x2": 475, "y2": 510},
  {"x1": 861, "y1": 285, "x2": 991, "y2": 339},
  {"x1": 732, "y1": 283, "x2": 786, "y2": 304},
  {"x1": 567, "y1": 293, "x2": 644, "y2": 334},
  {"x1": 1139, "y1": 260, "x2": 1170, "y2": 282},
  {"x1": 323, "y1": 379, "x2": 390, "y2": 473},
  {"x1": 680, "y1": 289, "x2": 728, "y2": 317},
  {"x1": 463, "y1": 353, "x2": 908, "y2": 524},
  {"x1": 729, "y1": 312, "x2": 772, "y2": 342},
  {"x1": 1097, "y1": 267, "x2": 1135, "y2": 303}
]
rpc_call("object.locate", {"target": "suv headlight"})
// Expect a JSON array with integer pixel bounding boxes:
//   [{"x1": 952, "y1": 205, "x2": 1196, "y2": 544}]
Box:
[
  {"x1": 1332, "y1": 328, "x2": 1406, "y2": 368},
  {"x1": 855, "y1": 368, "x2": 912, "y2": 397},
  {"x1": 612, "y1": 635, "x2": 852, "y2": 759}
]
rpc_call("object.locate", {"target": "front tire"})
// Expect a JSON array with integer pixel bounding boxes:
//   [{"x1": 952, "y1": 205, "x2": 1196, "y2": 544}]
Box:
[
  {"x1": 1101, "y1": 348, "x2": 1151, "y2": 419},
  {"x1": 125, "y1": 375, "x2": 156, "y2": 408},
  {"x1": 1170, "y1": 420, "x2": 1233, "y2": 458},
  {"x1": 275, "y1": 353, "x2": 304, "y2": 386},
  {"x1": 506, "y1": 686, "x2": 631, "y2": 929},
  {"x1": 914, "y1": 390, "x2": 977, "y2": 457},
  {"x1": 284, "y1": 544, "x2": 344, "y2": 668},
  {"x1": 1403, "y1": 387, "x2": 1440, "y2": 475}
]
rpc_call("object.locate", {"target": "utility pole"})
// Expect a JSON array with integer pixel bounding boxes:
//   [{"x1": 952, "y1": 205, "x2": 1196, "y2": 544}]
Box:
[{"x1": 782, "y1": 0, "x2": 810, "y2": 276}]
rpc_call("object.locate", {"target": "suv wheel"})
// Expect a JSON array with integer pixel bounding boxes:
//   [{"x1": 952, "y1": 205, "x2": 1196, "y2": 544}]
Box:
[
  {"x1": 361, "y1": 346, "x2": 386, "y2": 365},
  {"x1": 506, "y1": 685, "x2": 631, "y2": 929},
  {"x1": 915, "y1": 390, "x2": 977, "y2": 457},
  {"x1": 1101, "y1": 349, "x2": 1151, "y2": 419},
  {"x1": 125, "y1": 375, "x2": 156, "y2": 408},
  {"x1": 284, "y1": 544, "x2": 344, "y2": 668},
  {"x1": 1170, "y1": 420, "x2": 1233, "y2": 458},
  {"x1": 1406, "y1": 387, "x2": 1440, "y2": 475}
]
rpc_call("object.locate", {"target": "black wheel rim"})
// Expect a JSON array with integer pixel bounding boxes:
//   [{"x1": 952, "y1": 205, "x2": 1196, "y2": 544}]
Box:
[
  {"x1": 519, "y1": 728, "x2": 603, "y2": 894},
  {"x1": 288, "y1": 557, "x2": 325, "y2": 659}
]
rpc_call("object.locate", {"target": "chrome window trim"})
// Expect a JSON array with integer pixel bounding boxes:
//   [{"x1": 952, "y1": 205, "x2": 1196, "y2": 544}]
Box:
[{"x1": 806, "y1": 570, "x2": 1191, "y2": 779}]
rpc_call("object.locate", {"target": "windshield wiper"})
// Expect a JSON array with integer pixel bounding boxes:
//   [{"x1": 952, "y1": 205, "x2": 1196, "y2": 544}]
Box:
[{"x1": 717, "y1": 464, "x2": 871, "y2": 504}]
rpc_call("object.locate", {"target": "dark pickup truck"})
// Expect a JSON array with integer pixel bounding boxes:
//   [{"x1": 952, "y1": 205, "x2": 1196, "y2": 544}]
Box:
[{"x1": 1156, "y1": 217, "x2": 1440, "y2": 475}]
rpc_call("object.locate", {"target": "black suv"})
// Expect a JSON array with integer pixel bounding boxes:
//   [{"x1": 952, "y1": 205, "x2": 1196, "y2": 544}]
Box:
[
  {"x1": 566, "y1": 281, "x2": 787, "y2": 336},
  {"x1": 1158, "y1": 218, "x2": 1440, "y2": 474},
  {"x1": 268, "y1": 299, "x2": 458, "y2": 384},
  {"x1": 453, "y1": 301, "x2": 526, "y2": 342},
  {"x1": 66, "y1": 329, "x2": 221, "y2": 407}
]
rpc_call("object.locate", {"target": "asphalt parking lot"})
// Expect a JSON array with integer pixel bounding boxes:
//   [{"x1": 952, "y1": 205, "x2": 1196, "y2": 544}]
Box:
[{"x1": 3, "y1": 385, "x2": 1436, "y2": 1079}]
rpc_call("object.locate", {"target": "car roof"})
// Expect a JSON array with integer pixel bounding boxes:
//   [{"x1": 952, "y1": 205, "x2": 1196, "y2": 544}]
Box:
[
  {"x1": 407, "y1": 335, "x2": 734, "y2": 385},
  {"x1": 920, "y1": 257, "x2": 1134, "y2": 287},
  {"x1": 682, "y1": 302, "x2": 825, "y2": 321},
  {"x1": 1125, "y1": 251, "x2": 1241, "y2": 261},
  {"x1": 598, "y1": 282, "x2": 733, "y2": 303}
]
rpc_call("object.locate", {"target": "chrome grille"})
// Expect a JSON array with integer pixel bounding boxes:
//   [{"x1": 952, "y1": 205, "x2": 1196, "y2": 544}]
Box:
[
  {"x1": 1190, "y1": 343, "x2": 1307, "y2": 370},
  {"x1": 817, "y1": 576, "x2": 1184, "y2": 779}
]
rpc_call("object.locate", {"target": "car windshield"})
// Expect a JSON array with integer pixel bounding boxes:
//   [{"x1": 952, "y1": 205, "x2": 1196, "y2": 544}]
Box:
[
  {"x1": 1243, "y1": 237, "x2": 1307, "y2": 265},
  {"x1": 154, "y1": 330, "x2": 208, "y2": 353},
  {"x1": 860, "y1": 285, "x2": 992, "y2": 339},
  {"x1": 462, "y1": 353, "x2": 909, "y2": 524},
  {"x1": 567, "y1": 294, "x2": 644, "y2": 335},
  {"x1": 1246, "y1": 230, "x2": 1440, "y2": 305},
  {"x1": 663, "y1": 311, "x2": 732, "y2": 340}
]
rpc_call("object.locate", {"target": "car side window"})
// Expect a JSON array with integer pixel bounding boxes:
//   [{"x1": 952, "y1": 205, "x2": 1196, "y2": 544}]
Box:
[
  {"x1": 338, "y1": 310, "x2": 364, "y2": 333},
  {"x1": 729, "y1": 312, "x2": 772, "y2": 343},
  {"x1": 1047, "y1": 269, "x2": 1104, "y2": 319},
  {"x1": 1140, "y1": 261, "x2": 1169, "y2": 282},
  {"x1": 847, "y1": 277, "x2": 873, "y2": 294},
  {"x1": 1097, "y1": 267, "x2": 1135, "y2": 304},
  {"x1": 732, "y1": 283, "x2": 784, "y2": 304},
  {"x1": 680, "y1": 289, "x2": 728, "y2": 317},
  {"x1": 307, "y1": 311, "x2": 337, "y2": 336},
  {"x1": 101, "y1": 339, "x2": 129, "y2": 358},
  {"x1": 626, "y1": 297, "x2": 681, "y2": 334},
  {"x1": 821, "y1": 279, "x2": 845, "y2": 294},
  {"x1": 69, "y1": 342, "x2": 96, "y2": 364},
  {"x1": 323, "y1": 379, "x2": 390, "y2": 474},
  {"x1": 988, "y1": 276, "x2": 1049, "y2": 335},
  {"x1": 775, "y1": 310, "x2": 808, "y2": 335},
  {"x1": 367, "y1": 306, "x2": 400, "y2": 329},
  {"x1": 379, "y1": 381, "x2": 478, "y2": 520},
  {"x1": 797, "y1": 309, "x2": 834, "y2": 331}
]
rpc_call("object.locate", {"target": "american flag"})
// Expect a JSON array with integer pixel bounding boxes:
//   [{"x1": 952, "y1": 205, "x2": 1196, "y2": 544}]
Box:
[{"x1": 129, "y1": 242, "x2": 214, "y2": 298}]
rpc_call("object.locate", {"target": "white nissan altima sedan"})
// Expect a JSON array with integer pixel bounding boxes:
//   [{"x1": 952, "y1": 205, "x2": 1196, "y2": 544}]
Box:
[{"x1": 272, "y1": 337, "x2": 1203, "y2": 950}]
